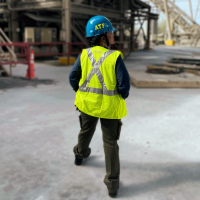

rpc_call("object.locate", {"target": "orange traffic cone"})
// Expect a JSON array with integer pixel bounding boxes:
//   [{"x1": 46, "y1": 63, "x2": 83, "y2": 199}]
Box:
[{"x1": 26, "y1": 50, "x2": 35, "y2": 80}]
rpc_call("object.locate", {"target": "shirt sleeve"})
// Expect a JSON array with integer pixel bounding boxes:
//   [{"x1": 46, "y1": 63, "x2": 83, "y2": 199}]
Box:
[
  {"x1": 115, "y1": 55, "x2": 130, "y2": 99},
  {"x1": 69, "y1": 53, "x2": 82, "y2": 92}
]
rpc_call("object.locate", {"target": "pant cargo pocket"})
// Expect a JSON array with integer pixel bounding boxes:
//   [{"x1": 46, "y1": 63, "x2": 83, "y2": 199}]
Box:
[{"x1": 117, "y1": 120, "x2": 123, "y2": 140}]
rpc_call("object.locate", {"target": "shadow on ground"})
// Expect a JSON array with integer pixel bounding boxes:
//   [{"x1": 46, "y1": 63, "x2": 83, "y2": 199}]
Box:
[
  {"x1": 116, "y1": 162, "x2": 200, "y2": 198},
  {"x1": 0, "y1": 76, "x2": 56, "y2": 90},
  {"x1": 82, "y1": 158, "x2": 200, "y2": 198}
]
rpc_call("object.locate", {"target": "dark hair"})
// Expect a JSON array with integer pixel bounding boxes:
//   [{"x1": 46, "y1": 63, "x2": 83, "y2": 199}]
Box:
[{"x1": 86, "y1": 33, "x2": 106, "y2": 47}]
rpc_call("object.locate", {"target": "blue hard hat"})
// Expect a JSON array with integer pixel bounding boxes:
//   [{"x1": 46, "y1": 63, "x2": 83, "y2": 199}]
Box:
[{"x1": 86, "y1": 15, "x2": 117, "y2": 37}]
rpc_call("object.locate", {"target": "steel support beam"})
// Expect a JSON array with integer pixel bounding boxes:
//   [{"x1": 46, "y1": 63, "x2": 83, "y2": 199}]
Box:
[
  {"x1": 74, "y1": 0, "x2": 84, "y2": 3},
  {"x1": 70, "y1": 5, "x2": 121, "y2": 19},
  {"x1": 195, "y1": 0, "x2": 200, "y2": 20},
  {"x1": 188, "y1": 0, "x2": 193, "y2": 19},
  {"x1": 73, "y1": 17, "x2": 85, "y2": 33},
  {"x1": 8, "y1": 12, "x2": 12, "y2": 39},
  {"x1": 120, "y1": 0, "x2": 124, "y2": 45},
  {"x1": 8, "y1": 11, "x2": 19, "y2": 43},
  {"x1": 163, "y1": 0, "x2": 172, "y2": 40},
  {"x1": 71, "y1": 25, "x2": 86, "y2": 43},
  {"x1": 90, "y1": 0, "x2": 94, "y2": 6},
  {"x1": 62, "y1": 0, "x2": 71, "y2": 52},
  {"x1": 145, "y1": 8, "x2": 151, "y2": 48},
  {"x1": 7, "y1": 0, "x2": 62, "y2": 10},
  {"x1": 11, "y1": 11, "x2": 19, "y2": 43},
  {"x1": 130, "y1": 21, "x2": 134, "y2": 50}
]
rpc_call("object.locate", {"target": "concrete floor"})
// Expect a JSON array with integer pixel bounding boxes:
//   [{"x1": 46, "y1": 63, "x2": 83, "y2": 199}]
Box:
[{"x1": 1, "y1": 47, "x2": 200, "y2": 200}]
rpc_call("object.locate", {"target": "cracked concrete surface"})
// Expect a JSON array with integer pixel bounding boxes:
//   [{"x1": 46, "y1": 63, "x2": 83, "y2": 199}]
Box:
[{"x1": 0, "y1": 47, "x2": 200, "y2": 200}]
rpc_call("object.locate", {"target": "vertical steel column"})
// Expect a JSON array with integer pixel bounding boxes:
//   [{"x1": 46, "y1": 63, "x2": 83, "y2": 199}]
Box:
[
  {"x1": 145, "y1": 8, "x2": 151, "y2": 49},
  {"x1": 188, "y1": 0, "x2": 193, "y2": 19},
  {"x1": 195, "y1": 0, "x2": 200, "y2": 20},
  {"x1": 130, "y1": 22, "x2": 133, "y2": 51},
  {"x1": 163, "y1": 0, "x2": 172, "y2": 40},
  {"x1": 151, "y1": 19, "x2": 158, "y2": 44},
  {"x1": 65, "y1": 0, "x2": 71, "y2": 44},
  {"x1": 8, "y1": 11, "x2": 12, "y2": 39},
  {"x1": 133, "y1": 17, "x2": 136, "y2": 49},
  {"x1": 90, "y1": 0, "x2": 94, "y2": 6},
  {"x1": 120, "y1": 0, "x2": 124, "y2": 50},
  {"x1": 62, "y1": 0, "x2": 71, "y2": 54},
  {"x1": 11, "y1": 11, "x2": 19, "y2": 42}
]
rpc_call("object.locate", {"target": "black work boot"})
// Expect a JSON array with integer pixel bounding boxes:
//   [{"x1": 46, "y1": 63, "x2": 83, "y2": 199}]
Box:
[
  {"x1": 109, "y1": 191, "x2": 118, "y2": 198},
  {"x1": 75, "y1": 147, "x2": 91, "y2": 166},
  {"x1": 108, "y1": 185, "x2": 119, "y2": 198}
]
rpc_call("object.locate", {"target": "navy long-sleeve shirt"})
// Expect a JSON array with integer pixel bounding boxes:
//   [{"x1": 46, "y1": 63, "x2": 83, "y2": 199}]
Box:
[{"x1": 69, "y1": 48, "x2": 130, "y2": 99}]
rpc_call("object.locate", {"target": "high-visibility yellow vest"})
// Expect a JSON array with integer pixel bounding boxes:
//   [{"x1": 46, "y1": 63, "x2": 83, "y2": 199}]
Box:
[{"x1": 74, "y1": 46, "x2": 127, "y2": 119}]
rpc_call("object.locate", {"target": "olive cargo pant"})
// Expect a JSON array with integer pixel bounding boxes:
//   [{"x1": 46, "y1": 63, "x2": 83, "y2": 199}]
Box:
[{"x1": 73, "y1": 111, "x2": 123, "y2": 192}]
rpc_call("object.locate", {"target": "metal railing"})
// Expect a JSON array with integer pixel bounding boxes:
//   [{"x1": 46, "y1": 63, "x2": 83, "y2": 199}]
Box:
[
  {"x1": 0, "y1": 40, "x2": 144, "y2": 77},
  {"x1": 0, "y1": 42, "x2": 30, "y2": 76},
  {"x1": 15, "y1": 41, "x2": 136, "y2": 63},
  {"x1": 0, "y1": 42, "x2": 30, "y2": 65}
]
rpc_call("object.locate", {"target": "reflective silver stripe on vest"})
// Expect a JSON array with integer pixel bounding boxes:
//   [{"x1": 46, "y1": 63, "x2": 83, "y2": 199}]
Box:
[{"x1": 79, "y1": 48, "x2": 119, "y2": 96}]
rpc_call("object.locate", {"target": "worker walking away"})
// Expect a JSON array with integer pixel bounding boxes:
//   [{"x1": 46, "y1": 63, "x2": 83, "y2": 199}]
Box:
[{"x1": 69, "y1": 15, "x2": 130, "y2": 198}]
